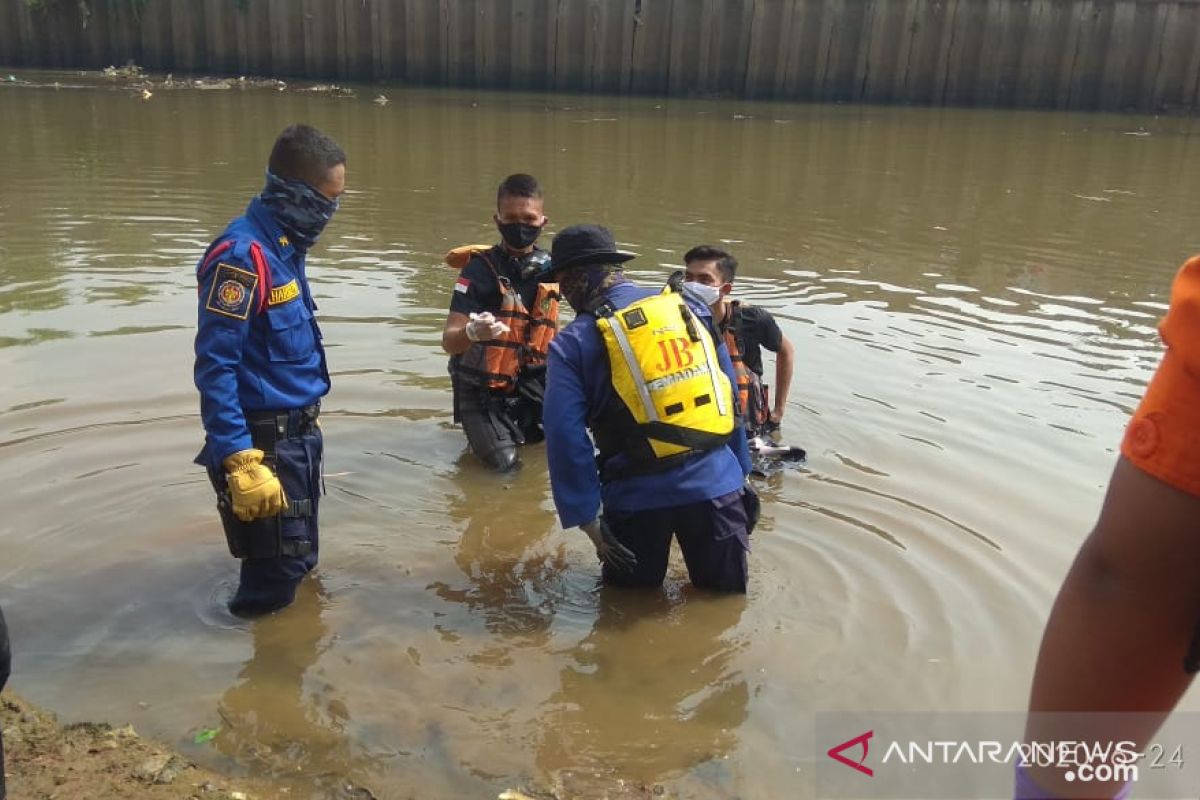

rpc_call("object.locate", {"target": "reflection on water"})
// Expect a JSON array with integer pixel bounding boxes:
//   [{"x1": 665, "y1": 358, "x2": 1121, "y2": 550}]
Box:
[
  {"x1": 536, "y1": 591, "x2": 749, "y2": 798},
  {"x1": 215, "y1": 579, "x2": 383, "y2": 797},
  {"x1": 2, "y1": 72, "x2": 1200, "y2": 798},
  {"x1": 431, "y1": 455, "x2": 565, "y2": 648}
]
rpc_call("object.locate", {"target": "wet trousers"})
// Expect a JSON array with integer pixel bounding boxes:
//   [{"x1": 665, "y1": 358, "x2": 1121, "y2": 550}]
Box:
[
  {"x1": 203, "y1": 406, "x2": 323, "y2": 617},
  {"x1": 601, "y1": 489, "x2": 752, "y2": 593},
  {"x1": 456, "y1": 370, "x2": 546, "y2": 472}
]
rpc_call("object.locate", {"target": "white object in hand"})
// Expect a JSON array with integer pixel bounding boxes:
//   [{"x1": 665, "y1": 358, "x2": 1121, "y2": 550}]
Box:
[{"x1": 465, "y1": 311, "x2": 510, "y2": 342}]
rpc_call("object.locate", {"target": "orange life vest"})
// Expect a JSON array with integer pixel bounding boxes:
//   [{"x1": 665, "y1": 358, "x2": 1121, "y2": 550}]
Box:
[
  {"x1": 455, "y1": 250, "x2": 560, "y2": 392},
  {"x1": 722, "y1": 301, "x2": 769, "y2": 429}
]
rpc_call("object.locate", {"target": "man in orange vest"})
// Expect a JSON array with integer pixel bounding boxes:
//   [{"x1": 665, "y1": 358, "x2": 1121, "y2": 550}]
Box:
[
  {"x1": 441, "y1": 174, "x2": 559, "y2": 471},
  {"x1": 1020, "y1": 255, "x2": 1200, "y2": 799},
  {"x1": 682, "y1": 246, "x2": 795, "y2": 439}
]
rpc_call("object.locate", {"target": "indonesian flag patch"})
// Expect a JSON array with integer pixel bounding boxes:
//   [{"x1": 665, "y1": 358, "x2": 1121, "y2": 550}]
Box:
[{"x1": 454, "y1": 277, "x2": 470, "y2": 294}]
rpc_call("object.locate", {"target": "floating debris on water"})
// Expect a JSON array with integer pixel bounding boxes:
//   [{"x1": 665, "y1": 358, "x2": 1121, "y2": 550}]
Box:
[
  {"x1": 193, "y1": 726, "x2": 220, "y2": 744},
  {"x1": 102, "y1": 63, "x2": 144, "y2": 79},
  {"x1": 299, "y1": 83, "x2": 356, "y2": 97},
  {"x1": 0, "y1": 67, "x2": 377, "y2": 105}
]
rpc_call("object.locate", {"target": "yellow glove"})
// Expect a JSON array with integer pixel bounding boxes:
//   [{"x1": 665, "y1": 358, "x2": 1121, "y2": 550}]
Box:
[{"x1": 223, "y1": 449, "x2": 287, "y2": 522}]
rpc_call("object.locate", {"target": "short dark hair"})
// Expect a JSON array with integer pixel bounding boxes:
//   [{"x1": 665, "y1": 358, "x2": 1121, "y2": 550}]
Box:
[
  {"x1": 268, "y1": 124, "x2": 346, "y2": 187},
  {"x1": 497, "y1": 173, "x2": 543, "y2": 206},
  {"x1": 684, "y1": 245, "x2": 738, "y2": 283}
]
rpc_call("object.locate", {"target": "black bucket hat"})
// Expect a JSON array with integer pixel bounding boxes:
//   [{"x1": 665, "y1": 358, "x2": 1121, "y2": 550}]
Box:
[{"x1": 546, "y1": 224, "x2": 636, "y2": 275}]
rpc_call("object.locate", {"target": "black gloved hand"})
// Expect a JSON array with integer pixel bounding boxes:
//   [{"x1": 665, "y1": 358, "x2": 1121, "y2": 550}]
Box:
[
  {"x1": 742, "y1": 482, "x2": 761, "y2": 535},
  {"x1": 580, "y1": 518, "x2": 638, "y2": 573}
]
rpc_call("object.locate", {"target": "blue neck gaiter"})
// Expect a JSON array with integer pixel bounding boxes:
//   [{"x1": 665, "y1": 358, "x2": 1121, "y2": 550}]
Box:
[{"x1": 259, "y1": 171, "x2": 339, "y2": 252}]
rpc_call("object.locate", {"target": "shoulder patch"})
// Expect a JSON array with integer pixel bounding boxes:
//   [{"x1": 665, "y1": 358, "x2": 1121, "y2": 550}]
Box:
[
  {"x1": 205, "y1": 262, "x2": 259, "y2": 320},
  {"x1": 455, "y1": 276, "x2": 471, "y2": 294},
  {"x1": 269, "y1": 278, "x2": 300, "y2": 306}
]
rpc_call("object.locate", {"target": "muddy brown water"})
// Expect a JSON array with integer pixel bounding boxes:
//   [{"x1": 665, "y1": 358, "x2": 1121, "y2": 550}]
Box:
[{"x1": 1, "y1": 71, "x2": 1198, "y2": 799}]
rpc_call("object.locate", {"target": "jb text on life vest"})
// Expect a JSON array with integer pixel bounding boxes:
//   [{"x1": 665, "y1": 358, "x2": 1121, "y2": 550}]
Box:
[{"x1": 590, "y1": 287, "x2": 736, "y2": 476}]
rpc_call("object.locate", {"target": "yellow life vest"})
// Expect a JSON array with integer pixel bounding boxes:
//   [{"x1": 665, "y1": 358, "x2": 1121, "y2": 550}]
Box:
[{"x1": 594, "y1": 289, "x2": 735, "y2": 465}]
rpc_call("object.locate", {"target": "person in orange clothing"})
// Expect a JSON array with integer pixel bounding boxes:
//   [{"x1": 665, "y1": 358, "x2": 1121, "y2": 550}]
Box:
[
  {"x1": 441, "y1": 173, "x2": 558, "y2": 472},
  {"x1": 1019, "y1": 255, "x2": 1200, "y2": 799}
]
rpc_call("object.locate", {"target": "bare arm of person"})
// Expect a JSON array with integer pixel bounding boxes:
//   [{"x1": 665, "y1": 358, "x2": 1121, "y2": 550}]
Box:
[
  {"x1": 442, "y1": 311, "x2": 472, "y2": 355},
  {"x1": 1024, "y1": 457, "x2": 1200, "y2": 796},
  {"x1": 771, "y1": 336, "x2": 794, "y2": 423}
]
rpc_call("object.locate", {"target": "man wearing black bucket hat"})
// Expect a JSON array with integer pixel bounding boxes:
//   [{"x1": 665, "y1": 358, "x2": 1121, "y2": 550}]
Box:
[{"x1": 542, "y1": 224, "x2": 757, "y2": 592}]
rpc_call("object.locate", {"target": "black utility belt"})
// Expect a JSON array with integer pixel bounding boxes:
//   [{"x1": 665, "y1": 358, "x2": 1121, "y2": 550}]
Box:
[{"x1": 246, "y1": 403, "x2": 320, "y2": 449}]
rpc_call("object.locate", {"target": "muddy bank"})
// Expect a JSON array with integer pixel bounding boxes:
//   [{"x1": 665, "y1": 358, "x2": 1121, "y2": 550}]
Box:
[
  {"x1": 1, "y1": 691, "x2": 657, "y2": 800},
  {"x1": 1, "y1": 691, "x2": 287, "y2": 800}
]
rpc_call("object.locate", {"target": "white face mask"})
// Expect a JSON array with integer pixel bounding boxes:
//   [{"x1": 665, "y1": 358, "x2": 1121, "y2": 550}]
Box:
[{"x1": 683, "y1": 280, "x2": 722, "y2": 306}]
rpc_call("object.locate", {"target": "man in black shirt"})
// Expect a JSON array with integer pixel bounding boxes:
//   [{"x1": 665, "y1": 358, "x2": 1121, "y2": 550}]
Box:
[
  {"x1": 683, "y1": 245, "x2": 794, "y2": 439},
  {"x1": 441, "y1": 174, "x2": 559, "y2": 471}
]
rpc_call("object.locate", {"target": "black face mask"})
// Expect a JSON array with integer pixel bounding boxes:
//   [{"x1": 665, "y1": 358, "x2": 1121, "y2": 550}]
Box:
[{"x1": 498, "y1": 221, "x2": 543, "y2": 250}]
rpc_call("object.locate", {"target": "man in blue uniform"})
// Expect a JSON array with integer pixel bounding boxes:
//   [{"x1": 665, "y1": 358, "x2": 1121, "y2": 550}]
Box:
[
  {"x1": 193, "y1": 124, "x2": 346, "y2": 617},
  {"x1": 542, "y1": 225, "x2": 757, "y2": 593}
]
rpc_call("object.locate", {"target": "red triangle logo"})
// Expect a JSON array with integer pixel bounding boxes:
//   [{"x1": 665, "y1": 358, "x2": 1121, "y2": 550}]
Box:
[{"x1": 827, "y1": 730, "x2": 874, "y2": 777}]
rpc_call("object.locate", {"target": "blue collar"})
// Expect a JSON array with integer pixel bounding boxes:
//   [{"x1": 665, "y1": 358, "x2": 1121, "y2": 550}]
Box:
[{"x1": 247, "y1": 196, "x2": 298, "y2": 261}]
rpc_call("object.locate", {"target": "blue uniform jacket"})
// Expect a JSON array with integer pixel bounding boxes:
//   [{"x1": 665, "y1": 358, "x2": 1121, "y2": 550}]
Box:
[
  {"x1": 544, "y1": 281, "x2": 753, "y2": 528},
  {"x1": 194, "y1": 197, "x2": 330, "y2": 468}
]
